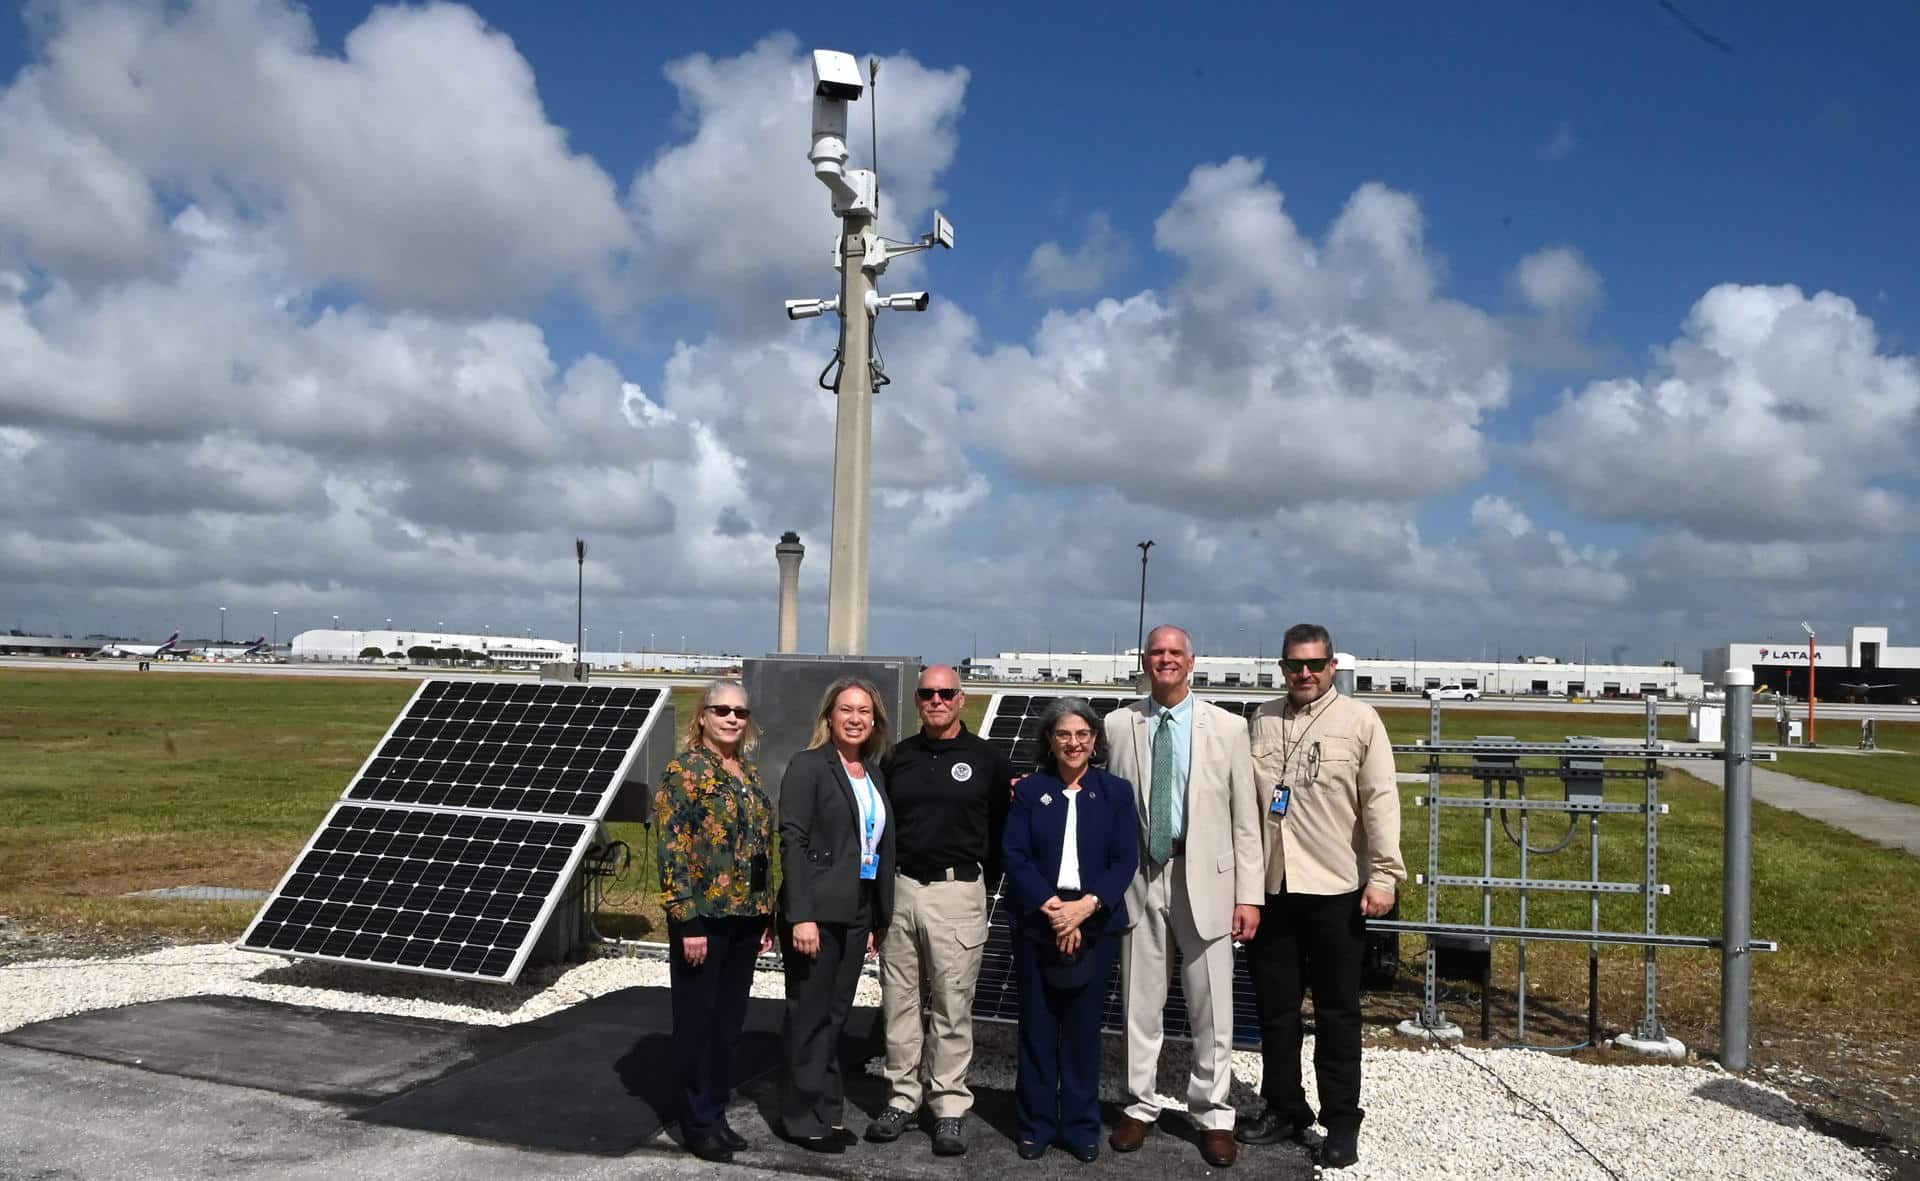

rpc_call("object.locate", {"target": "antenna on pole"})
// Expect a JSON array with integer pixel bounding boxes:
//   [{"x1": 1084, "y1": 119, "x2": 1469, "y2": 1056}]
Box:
[{"x1": 868, "y1": 57, "x2": 880, "y2": 223}]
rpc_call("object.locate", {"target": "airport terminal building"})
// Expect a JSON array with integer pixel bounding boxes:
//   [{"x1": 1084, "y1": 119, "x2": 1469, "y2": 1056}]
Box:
[
  {"x1": 974, "y1": 651, "x2": 1703, "y2": 698},
  {"x1": 290, "y1": 629, "x2": 574, "y2": 667},
  {"x1": 1702, "y1": 625, "x2": 1920, "y2": 703}
]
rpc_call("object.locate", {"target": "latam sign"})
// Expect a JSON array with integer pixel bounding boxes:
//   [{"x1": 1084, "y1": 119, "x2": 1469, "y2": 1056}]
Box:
[{"x1": 1756, "y1": 647, "x2": 1828, "y2": 662}]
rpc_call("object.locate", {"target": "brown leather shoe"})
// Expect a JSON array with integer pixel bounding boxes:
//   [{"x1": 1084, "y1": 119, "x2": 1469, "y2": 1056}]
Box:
[
  {"x1": 1108, "y1": 1115, "x2": 1152, "y2": 1153},
  {"x1": 1200, "y1": 1129, "x2": 1238, "y2": 1167}
]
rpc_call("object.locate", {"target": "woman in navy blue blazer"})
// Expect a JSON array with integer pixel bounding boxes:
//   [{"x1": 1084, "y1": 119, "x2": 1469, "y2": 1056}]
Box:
[{"x1": 1001, "y1": 696, "x2": 1140, "y2": 1162}]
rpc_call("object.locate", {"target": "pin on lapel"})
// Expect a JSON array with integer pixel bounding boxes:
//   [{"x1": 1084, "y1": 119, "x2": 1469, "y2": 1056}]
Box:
[{"x1": 1040, "y1": 793, "x2": 1053, "y2": 806}]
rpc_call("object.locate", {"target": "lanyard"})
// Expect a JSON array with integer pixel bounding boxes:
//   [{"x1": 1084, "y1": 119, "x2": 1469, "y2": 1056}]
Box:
[{"x1": 852, "y1": 773, "x2": 879, "y2": 858}]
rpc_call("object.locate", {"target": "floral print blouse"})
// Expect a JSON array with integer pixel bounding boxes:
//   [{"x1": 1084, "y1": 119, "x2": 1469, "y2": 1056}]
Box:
[{"x1": 655, "y1": 744, "x2": 775, "y2": 931}]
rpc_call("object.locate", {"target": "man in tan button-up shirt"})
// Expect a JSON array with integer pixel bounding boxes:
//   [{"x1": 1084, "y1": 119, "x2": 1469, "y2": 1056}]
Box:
[{"x1": 1236, "y1": 624, "x2": 1404, "y2": 1171}]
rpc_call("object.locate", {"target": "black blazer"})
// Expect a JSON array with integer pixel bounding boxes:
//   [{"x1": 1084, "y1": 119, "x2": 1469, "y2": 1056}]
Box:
[{"x1": 778, "y1": 743, "x2": 896, "y2": 929}]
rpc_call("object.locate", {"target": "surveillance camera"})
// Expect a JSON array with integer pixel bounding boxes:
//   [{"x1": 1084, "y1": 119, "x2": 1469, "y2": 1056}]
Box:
[
  {"x1": 812, "y1": 50, "x2": 863, "y2": 101},
  {"x1": 785, "y1": 297, "x2": 838, "y2": 320},
  {"x1": 865, "y1": 291, "x2": 930, "y2": 313}
]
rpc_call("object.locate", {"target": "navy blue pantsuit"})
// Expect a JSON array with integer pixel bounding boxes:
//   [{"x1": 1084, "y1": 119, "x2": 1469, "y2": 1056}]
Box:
[
  {"x1": 1014, "y1": 927, "x2": 1119, "y2": 1148},
  {"x1": 1002, "y1": 766, "x2": 1140, "y2": 1151}
]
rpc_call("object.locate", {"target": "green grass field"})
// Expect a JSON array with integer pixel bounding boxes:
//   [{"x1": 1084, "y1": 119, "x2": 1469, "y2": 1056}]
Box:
[
  {"x1": 1767, "y1": 717, "x2": 1920, "y2": 807},
  {"x1": 2, "y1": 670, "x2": 1915, "y2": 1043}
]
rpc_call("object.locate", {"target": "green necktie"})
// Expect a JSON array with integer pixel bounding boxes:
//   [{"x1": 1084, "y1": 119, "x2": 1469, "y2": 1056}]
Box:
[{"x1": 1148, "y1": 710, "x2": 1174, "y2": 864}]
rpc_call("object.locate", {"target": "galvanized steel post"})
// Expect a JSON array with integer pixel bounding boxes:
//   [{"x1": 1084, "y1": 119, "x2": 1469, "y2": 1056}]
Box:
[{"x1": 1721, "y1": 668, "x2": 1756, "y2": 1069}]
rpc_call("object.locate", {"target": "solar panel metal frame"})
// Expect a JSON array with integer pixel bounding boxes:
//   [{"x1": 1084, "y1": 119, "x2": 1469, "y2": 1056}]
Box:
[
  {"x1": 972, "y1": 690, "x2": 1275, "y2": 1047},
  {"x1": 237, "y1": 677, "x2": 669, "y2": 984},
  {"x1": 237, "y1": 799, "x2": 597, "y2": 984}
]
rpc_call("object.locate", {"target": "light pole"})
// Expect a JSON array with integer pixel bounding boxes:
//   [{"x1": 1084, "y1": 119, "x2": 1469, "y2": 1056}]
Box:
[
  {"x1": 1800, "y1": 621, "x2": 1817, "y2": 746},
  {"x1": 788, "y1": 51, "x2": 954, "y2": 655},
  {"x1": 575, "y1": 538, "x2": 587, "y2": 675},
  {"x1": 218, "y1": 606, "x2": 226, "y2": 644},
  {"x1": 1135, "y1": 540, "x2": 1154, "y2": 678},
  {"x1": 617, "y1": 629, "x2": 624, "y2": 663},
  {"x1": 271, "y1": 611, "x2": 278, "y2": 646}
]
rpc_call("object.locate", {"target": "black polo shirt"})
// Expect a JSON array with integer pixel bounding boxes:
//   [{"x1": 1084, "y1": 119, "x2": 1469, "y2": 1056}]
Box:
[{"x1": 882, "y1": 725, "x2": 1018, "y2": 885}]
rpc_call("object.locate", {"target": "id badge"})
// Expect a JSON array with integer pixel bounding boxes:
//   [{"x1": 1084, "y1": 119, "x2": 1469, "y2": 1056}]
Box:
[
  {"x1": 860, "y1": 853, "x2": 879, "y2": 881},
  {"x1": 1270, "y1": 787, "x2": 1291, "y2": 816}
]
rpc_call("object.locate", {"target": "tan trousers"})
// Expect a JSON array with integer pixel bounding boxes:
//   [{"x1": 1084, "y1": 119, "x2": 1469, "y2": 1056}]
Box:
[
  {"x1": 1120, "y1": 857, "x2": 1238, "y2": 1131},
  {"x1": 879, "y1": 875, "x2": 989, "y2": 1116}
]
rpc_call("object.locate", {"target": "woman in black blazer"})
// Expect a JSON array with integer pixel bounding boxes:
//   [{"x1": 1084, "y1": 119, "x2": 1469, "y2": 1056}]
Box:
[
  {"x1": 1002, "y1": 696, "x2": 1140, "y2": 1162},
  {"x1": 777, "y1": 675, "x2": 897, "y2": 1152}
]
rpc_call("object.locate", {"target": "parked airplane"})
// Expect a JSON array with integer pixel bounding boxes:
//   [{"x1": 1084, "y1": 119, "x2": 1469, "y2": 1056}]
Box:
[
  {"x1": 193, "y1": 636, "x2": 270, "y2": 660},
  {"x1": 1832, "y1": 679, "x2": 1900, "y2": 704},
  {"x1": 100, "y1": 632, "x2": 180, "y2": 658}
]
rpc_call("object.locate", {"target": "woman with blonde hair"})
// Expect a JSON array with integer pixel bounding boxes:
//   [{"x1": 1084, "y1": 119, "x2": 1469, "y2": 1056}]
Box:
[
  {"x1": 655, "y1": 679, "x2": 775, "y2": 1163},
  {"x1": 777, "y1": 676, "x2": 897, "y2": 1152}
]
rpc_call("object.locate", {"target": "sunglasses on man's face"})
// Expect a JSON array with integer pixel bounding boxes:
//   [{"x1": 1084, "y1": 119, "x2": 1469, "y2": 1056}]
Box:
[
  {"x1": 916, "y1": 687, "x2": 960, "y2": 702},
  {"x1": 707, "y1": 705, "x2": 751, "y2": 719},
  {"x1": 1282, "y1": 657, "x2": 1332, "y2": 674}
]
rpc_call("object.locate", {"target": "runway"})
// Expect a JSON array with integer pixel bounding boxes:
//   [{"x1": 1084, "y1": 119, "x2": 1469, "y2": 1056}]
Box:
[{"x1": 3, "y1": 656, "x2": 1914, "y2": 722}]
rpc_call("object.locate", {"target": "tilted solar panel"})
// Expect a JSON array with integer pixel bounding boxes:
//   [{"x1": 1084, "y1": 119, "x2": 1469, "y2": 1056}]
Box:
[
  {"x1": 344, "y1": 680, "x2": 660, "y2": 818},
  {"x1": 239, "y1": 678, "x2": 669, "y2": 983},
  {"x1": 973, "y1": 691, "x2": 1273, "y2": 1047},
  {"x1": 241, "y1": 802, "x2": 593, "y2": 980}
]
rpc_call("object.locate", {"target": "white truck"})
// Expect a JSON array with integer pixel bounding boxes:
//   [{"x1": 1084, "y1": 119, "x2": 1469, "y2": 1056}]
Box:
[{"x1": 1423, "y1": 684, "x2": 1480, "y2": 701}]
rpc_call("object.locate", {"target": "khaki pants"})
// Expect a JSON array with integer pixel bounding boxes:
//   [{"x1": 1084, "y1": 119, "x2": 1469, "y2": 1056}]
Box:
[
  {"x1": 1120, "y1": 857, "x2": 1238, "y2": 1131},
  {"x1": 879, "y1": 875, "x2": 989, "y2": 1116}
]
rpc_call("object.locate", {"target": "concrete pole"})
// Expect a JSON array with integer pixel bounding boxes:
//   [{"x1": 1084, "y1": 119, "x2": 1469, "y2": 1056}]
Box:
[
  {"x1": 776, "y1": 531, "x2": 805, "y2": 654},
  {"x1": 826, "y1": 213, "x2": 876, "y2": 656},
  {"x1": 1721, "y1": 666, "x2": 1755, "y2": 1070}
]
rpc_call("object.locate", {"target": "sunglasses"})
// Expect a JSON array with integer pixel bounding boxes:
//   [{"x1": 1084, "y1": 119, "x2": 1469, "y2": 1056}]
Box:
[
  {"x1": 706, "y1": 705, "x2": 752, "y2": 719},
  {"x1": 1282, "y1": 657, "x2": 1332, "y2": 674},
  {"x1": 916, "y1": 687, "x2": 961, "y2": 701}
]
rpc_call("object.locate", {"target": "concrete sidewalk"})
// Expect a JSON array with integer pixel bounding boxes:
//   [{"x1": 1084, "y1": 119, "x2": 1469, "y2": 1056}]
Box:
[{"x1": 1664, "y1": 760, "x2": 1920, "y2": 856}]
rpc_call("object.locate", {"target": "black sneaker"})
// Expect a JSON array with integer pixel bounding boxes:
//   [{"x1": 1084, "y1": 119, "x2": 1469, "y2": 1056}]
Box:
[
  {"x1": 718, "y1": 1123, "x2": 749, "y2": 1151},
  {"x1": 932, "y1": 1116, "x2": 968, "y2": 1156},
  {"x1": 865, "y1": 1107, "x2": 916, "y2": 1143},
  {"x1": 1234, "y1": 1107, "x2": 1308, "y2": 1145}
]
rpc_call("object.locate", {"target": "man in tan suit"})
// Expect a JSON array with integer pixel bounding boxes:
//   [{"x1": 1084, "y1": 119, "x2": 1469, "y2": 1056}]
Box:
[
  {"x1": 1239, "y1": 623, "x2": 1403, "y2": 1171},
  {"x1": 1105, "y1": 625, "x2": 1265, "y2": 1168}
]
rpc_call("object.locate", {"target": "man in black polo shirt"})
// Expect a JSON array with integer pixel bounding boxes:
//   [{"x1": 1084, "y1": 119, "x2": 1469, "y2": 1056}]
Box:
[{"x1": 865, "y1": 664, "x2": 1018, "y2": 1156}]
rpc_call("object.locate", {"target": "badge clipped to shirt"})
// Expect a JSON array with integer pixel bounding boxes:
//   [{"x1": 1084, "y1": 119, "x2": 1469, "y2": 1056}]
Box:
[
  {"x1": 1270, "y1": 786, "x2": 1292, "y2": 816},
  {"x1": 860, "y1": 853, "x2": 879, "y2": 880}
]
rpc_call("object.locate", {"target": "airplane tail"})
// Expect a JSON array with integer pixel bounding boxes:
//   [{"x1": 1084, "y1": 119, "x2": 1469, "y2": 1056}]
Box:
[
  {"x1": 157, "y1": 632, "x2": 179, "y2": 654},
  {"x1": 244, "y1": 636, "x2": 269, "y2": 654}
]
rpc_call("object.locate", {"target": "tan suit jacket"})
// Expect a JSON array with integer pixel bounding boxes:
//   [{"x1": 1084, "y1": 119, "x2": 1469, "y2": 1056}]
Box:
[
  {"x1": 1104, "y1": 695, "x2": 1264, "y2": 940},
  {"x1": 1249, "y1": 689, "x2": 1405, "y2": 896}
]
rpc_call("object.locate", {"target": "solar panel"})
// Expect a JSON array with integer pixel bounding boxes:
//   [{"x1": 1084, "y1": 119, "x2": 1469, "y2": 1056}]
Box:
[
  {"x1": 344, "y1": 680, "x2": 661, "y2": 819},
  {"x1": 240, "y1": 802, "x2": 593, "y2": 980},
  {"x1": 973, "y1": 691, "x2": 1272, "y2": 1047},
  {"x1": 239, "y1": 678, "x2": 670, "y2": 983}
]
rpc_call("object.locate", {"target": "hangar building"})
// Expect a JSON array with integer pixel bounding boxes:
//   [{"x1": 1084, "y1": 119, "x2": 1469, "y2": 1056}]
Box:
[{"x1": 1702, "y1": 625, "x2": 1920, "y2": 703}]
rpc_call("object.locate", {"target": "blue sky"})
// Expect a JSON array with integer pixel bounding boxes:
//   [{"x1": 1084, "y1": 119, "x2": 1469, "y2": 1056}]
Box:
[{"x1": 0, "y1": 1, "x2": 1915, "y2": 665}]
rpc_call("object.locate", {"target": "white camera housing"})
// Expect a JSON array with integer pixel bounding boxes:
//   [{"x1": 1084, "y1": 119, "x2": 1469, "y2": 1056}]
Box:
[
  {"x1": 865, "y1": 290, "x2": 930, "y2": 313},
  {"x1": 785, "y1": 296, "x2": 839, "y2": 321},
  {"x1": 812, "y1": 50, "x2": 864, "y2": 101}
]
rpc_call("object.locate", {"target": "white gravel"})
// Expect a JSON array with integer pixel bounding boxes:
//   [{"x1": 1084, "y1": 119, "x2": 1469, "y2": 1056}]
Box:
[{"x1": 0, "y1": 944, "x2": 1885, "y2": 1180}]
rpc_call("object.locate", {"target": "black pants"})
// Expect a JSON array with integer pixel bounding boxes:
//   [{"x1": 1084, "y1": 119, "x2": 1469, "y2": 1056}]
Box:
[
  {"x1": 668, "y1": 915, "x2": 765, "y2": 1139},
  {"x1": 1248, "y1": 887, "x2": 1366, "y2": 1131},
  {"x1": 779, "y1": 887, "x2": 874, "y2": 1137}
]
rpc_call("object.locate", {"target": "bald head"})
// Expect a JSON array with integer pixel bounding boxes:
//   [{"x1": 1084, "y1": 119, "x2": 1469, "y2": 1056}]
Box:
[{"x1": 916, "y1": 664, "x2": 966, "y2": 738}]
